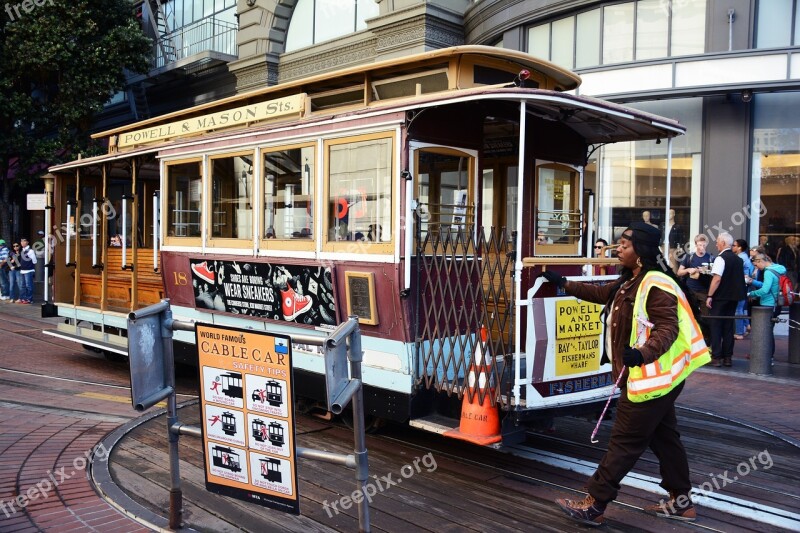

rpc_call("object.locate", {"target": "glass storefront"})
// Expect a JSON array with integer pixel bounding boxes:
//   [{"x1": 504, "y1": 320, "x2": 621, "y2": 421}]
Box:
[
  {"x1": 592, "y1": 99, "x2": 703, "y2": 263},
  {"x1": 752, "y1": 92, "x2": 800, "y2": 270}
]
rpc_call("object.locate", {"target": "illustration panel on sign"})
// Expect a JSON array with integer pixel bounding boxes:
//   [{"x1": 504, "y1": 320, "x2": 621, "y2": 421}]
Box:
[
  {"x1": 247, "y1": 414, "x2": 291, "y2": 457},
  {"x1": 249, "y1": 452, "x2": 294, "y2": 496},
  {"x1": 202, "y1": 366, "x2": 244, "y2": 408},
  {"x1": 205, "y1": 404, "x2": 246, "y2": 447},
  {"x1": 247, "y1": 376, "x2": 289, "y2": 418},
  {"x1": 208, "y1": 443, "x2": 249, "y2": 484}
]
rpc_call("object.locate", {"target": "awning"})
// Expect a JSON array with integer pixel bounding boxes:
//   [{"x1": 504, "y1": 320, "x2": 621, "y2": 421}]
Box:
[{"x1": 48, "y1": 144, "x2": 160, "y2": 173}]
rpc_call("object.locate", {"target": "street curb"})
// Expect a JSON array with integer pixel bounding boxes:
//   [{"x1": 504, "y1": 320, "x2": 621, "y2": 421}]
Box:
[{"x1": 90, "y1": 399, "x2": 201, "y2": 533}]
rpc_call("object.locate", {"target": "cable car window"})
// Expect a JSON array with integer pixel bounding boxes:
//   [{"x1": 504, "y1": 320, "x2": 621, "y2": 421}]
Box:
[
  {"x1": 535, "y1": 163, "x2": 581, "y2": 256},
  {"x1": 415, "y1": 148, "x2": 474, "y2": 243},
  {"x1": 209, "y1": 152, "x2": 254, "y2": 243},
  {"x1": 324, "y1": 133, "x2": 394, "y2": 252},
  {"x1": 165, "y1": 160, "x2": 202, "y2": 239},
  {"x1": 263, "y1": 144, "x2": 314, "y2": 246}
]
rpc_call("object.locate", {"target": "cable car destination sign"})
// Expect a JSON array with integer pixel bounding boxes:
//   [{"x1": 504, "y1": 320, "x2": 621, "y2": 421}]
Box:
[
  {"x1": 117, "y1": 94, "x2": 306, "y2": 148},
  {"x1": 196, "y1": 323, "x2": 299, "y2": 514},
  {"x1": 554, "y1": 299, "x2": 603, "y2": 374}
]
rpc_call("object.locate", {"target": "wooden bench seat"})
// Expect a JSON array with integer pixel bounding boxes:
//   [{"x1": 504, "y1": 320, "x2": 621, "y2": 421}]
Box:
[{"x1": 80, "y1": 248, "x2": 164, "y2": 309}]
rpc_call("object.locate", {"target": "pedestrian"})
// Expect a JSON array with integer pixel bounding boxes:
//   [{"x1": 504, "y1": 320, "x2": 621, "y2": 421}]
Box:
[
  {"x1": 747, "y1": 253, "x2": 785, "y2": 358},
  {"x1": 747, "y1": 246, "x2": 765, "y2": 296},
  {"x1": 732, "y1": 239, "x2": 753, "y2": 340},
  {"x1": 17, "y1": 237, "x2": 37, "y2": 304},
  {"x1": 775, "y1": 236, "x2": 799, "y2": 292},
  {"x1": 8, "y1": 243, "x2": 21, "y2": 303},
  {"x1": 583, "y1": 238, "x2": 615, "y2": 276},
  {"x1": 677, "y1": 234, "x2": 713, "y2": 341},
  {"x1": 758, "y1": 235, "x2": 776, "y2": 261},
  {"x1": 541, "y1": 222, "x2": 709, "y2": 526},
  {"x1": 666, "y1": 208, "x2": 684, "y2": 272},
  {"x1": 0, "y1": 239, "x2": 10, "y2": 300},
  {"x1": 706, "y1": 232, "x2": 746, "y2": 367}
]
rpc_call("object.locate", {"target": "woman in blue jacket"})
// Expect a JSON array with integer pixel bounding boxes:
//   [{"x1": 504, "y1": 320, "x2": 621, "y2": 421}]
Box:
[{"x1": 747, "y1": 253, "x2": 786, "y2": 358}]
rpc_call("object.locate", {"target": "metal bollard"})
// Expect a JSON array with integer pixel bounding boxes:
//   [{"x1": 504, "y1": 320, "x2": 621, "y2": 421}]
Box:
[
  {"x1": 749, "y1": 306, "x2": 773, "y2": 375},
  {"x1": 790, "y1": 302, "x2": 800, "y2": 364}
]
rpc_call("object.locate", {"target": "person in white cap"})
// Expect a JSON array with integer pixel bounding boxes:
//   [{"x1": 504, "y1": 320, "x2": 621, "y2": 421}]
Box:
[{"x1": 17, "y1": 238, "x2": 37, "y2": 304}]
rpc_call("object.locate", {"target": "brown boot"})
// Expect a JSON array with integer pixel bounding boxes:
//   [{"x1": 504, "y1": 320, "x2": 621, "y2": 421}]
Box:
[
  {"x1": 723, "y1": 357, "x2": 732, "y2": 367},
  {"x1": 556, "y1": 493, "x2": 606, "y2": 527},
  {"x1": 644, "y1": 491, "x2": 696, "y2": 521}
]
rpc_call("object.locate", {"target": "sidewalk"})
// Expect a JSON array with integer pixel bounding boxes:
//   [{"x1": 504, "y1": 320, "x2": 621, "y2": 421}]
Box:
[{"x1": 679, "y1": 332, "x2": 800, "y2": 446}]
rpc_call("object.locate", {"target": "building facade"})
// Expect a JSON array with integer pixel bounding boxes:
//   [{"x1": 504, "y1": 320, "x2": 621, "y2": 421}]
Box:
[
  {"x1": 465, "y1": 0, "x2": 800, "y2": 260},
  {"x1": 107, "y1": 0, "x2": 798, "y2": 260}
]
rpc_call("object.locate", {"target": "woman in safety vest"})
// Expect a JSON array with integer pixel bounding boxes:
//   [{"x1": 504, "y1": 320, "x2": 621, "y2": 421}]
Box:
[{"x1": 541, "y1": 221, "x2": 709, "y2": 527}]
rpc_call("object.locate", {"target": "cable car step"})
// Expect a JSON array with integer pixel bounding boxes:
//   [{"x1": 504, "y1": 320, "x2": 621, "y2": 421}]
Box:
[
  {"x1": 43, "y1": 326, "x2": 128, "y2": 356},
  {"x1": 408, "y1": 413, "x2": 459, "y2": 434}
]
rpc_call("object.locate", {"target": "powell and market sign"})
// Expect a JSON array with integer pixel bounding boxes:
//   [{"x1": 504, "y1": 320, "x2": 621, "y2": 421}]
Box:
[{"x1": 116, "y1": 94, "x2": 306, "y2": 149}]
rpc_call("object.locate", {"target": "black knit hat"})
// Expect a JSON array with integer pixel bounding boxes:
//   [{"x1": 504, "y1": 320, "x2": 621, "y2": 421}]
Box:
[{"x1": 625, "y1": 221, "x2": 662, "y2": 248}]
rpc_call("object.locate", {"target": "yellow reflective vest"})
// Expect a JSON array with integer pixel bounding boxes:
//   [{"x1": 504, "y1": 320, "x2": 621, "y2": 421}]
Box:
[{"x1": 626, "y1": 271, "x2": 711, "y2": 402}]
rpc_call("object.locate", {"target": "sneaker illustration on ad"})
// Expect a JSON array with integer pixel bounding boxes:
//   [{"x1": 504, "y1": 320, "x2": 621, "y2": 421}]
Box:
[
  {"x1": 191, "y1": 261, "x2": 215, "y2": 284},
  {"x1": 281, "y1": 280, "x2": 312, "y2": 321}
]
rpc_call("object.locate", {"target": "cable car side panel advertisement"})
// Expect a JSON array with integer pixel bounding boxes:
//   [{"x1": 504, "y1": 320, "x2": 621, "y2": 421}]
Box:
[{"x1": 196, "y1": 323, "x2": 299, "y2": 514}]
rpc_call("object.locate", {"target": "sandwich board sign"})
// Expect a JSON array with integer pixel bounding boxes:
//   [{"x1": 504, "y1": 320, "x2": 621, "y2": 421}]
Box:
[{"x1": 196, "y1": 323, "x2": 299, "y2": 514}]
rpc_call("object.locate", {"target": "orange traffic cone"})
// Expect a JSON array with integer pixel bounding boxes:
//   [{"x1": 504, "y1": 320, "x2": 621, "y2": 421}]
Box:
[{"x1": 444, "y1": 326, "x2": 501, "y2": 446}]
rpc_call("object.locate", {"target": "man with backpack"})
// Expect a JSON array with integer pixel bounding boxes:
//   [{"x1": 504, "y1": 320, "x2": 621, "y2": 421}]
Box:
[{"x1": 747, "y1": 253, "x2": 787, "y2": 359}]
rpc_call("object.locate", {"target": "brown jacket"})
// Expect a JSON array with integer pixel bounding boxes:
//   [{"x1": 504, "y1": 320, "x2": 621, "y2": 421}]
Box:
[{"x1": 563, "y1": 274, "x2": 679, "y2": 383}]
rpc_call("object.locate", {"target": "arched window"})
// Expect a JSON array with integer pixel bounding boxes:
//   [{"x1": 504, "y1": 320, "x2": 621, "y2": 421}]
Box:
[{"x1": 285, "y1": 0, "x2": 379, "y2": 52}]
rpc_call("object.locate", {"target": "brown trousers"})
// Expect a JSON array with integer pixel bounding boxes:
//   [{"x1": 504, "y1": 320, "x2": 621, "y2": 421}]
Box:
[{"x1": 588, "y1": 382, "x2": 691, "y2": 503}]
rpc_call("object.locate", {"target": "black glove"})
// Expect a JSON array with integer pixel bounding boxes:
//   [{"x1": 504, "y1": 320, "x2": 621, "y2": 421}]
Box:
[
  {"x1": 540, "y1": 270, "x2": 566, "y2": 288},
  {"x1": 623, "y1": 346, "x2": 644, "y2": 367}
]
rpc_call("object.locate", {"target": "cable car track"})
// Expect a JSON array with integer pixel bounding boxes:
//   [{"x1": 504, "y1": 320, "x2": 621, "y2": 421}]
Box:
[
  {"x1": 344, "y1": 409, "x2": 800, "y2": 532},
  {"x1": 0, "y1": 367, "x2": 199, "y2": 398},
  {"x1": 371, "y1": 429, "x2": 736, "y2": 532},
  {"x1": 526, "y1": 410, "x2": 800, "y2": 503}
]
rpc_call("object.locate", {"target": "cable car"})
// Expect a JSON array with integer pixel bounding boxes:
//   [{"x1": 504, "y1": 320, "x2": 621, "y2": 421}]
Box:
[
  {"x1": 259, "y1": 458, "x2": 282, "y2": 483},
  {"x1": 221, "y1": 411, "x2": 236, "y2": 436},
  {"x1": 268, "y1": 422, "x2": 284, "y2": 447},
  {"x1": 252, "y1": 418, "x2": 267, "y2": 442},
  {"x1": 211, "y1": 445, "x2": 241, "y2": 472},
  {"x1": 44, "y1": 46, "x2": 684, "y2": 445},
  {"x1": 220, "y1": 372, "x2": 243, "y2": 399},
  {"x1": 265, "y1": 380, "x2": 283, "y2": 407}
]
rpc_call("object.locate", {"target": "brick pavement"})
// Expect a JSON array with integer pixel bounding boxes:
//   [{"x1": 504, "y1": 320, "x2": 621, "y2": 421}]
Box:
[
  {"x1": 0, "y1": 406, "x2": 151, "y2": 532},
  {"x1": 0, "y1": 299, "x2": 152, "y2": 532},
  {"x1": 678, "y1": 334, "x2": 800, "y2": 446}
]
